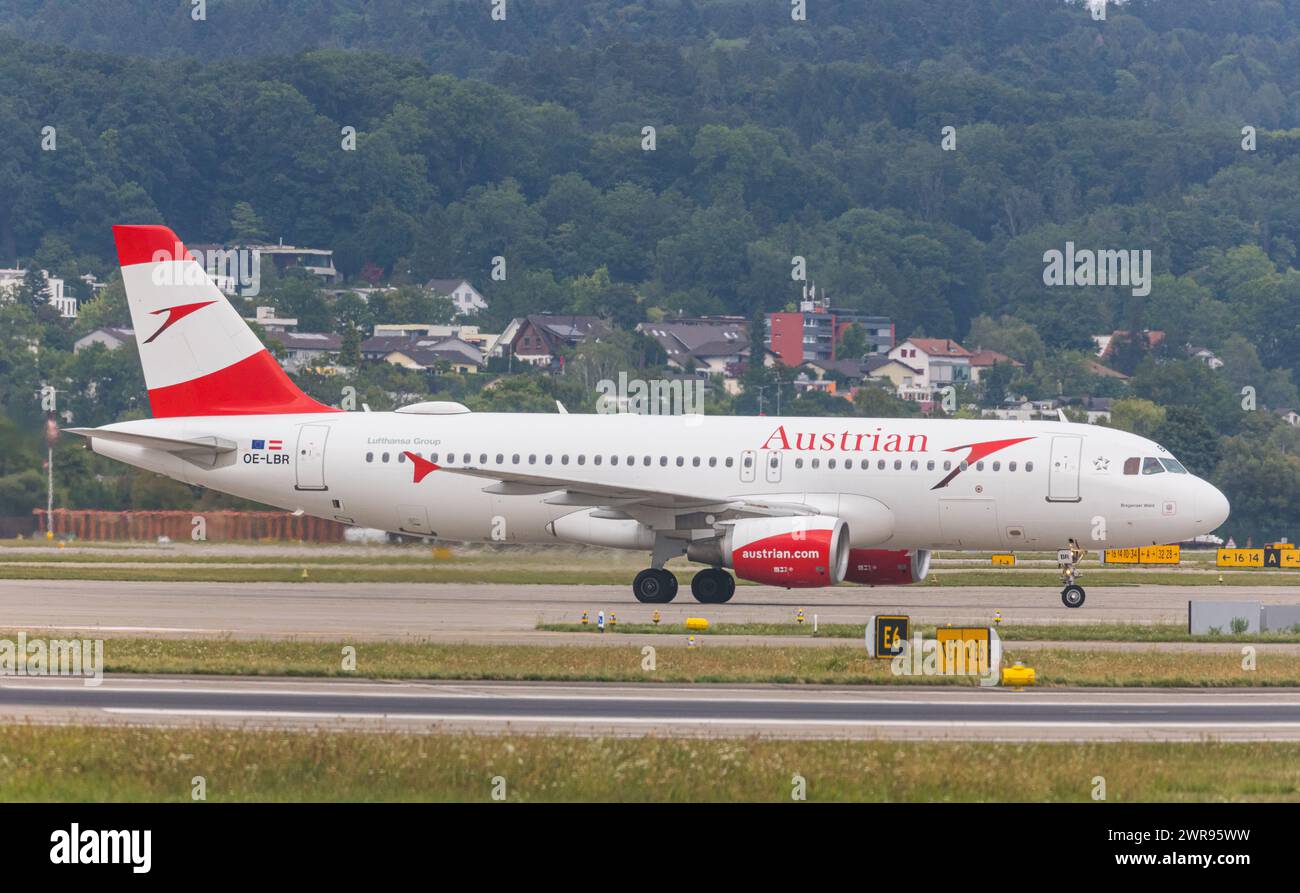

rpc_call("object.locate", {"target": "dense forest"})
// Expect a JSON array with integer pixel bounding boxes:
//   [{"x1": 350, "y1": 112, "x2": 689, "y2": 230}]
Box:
[{"x1": 1, "y1": 0, "x2": 1299, "y2": 540}]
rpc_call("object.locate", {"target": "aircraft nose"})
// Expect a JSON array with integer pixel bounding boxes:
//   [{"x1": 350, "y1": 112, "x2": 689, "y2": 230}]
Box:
[{"x1": 1196, "y1": 479, "x2": 1230, "y2": 531}]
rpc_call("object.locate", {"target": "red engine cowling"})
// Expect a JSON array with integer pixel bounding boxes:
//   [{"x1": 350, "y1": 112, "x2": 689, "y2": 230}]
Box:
[
  {"x1": 689, "y1": 515, "x2": 850, "y2": 588},
  {"x1": 843, "y1": 548, "x2": 931, "y2": 585}
]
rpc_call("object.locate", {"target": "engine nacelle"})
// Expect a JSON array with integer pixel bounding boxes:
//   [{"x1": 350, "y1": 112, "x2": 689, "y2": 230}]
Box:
[
  {"x1": 688, "y1": 515, "x2": 850, "y2": 588},
  {"x1": 843, "y1": 548, "x2": 931, "y2": 585}
]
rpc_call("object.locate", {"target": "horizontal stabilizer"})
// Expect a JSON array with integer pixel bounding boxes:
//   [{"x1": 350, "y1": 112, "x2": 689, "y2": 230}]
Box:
[{"x1": 65, "y1": 428, "x2": 237, "y2": 469}]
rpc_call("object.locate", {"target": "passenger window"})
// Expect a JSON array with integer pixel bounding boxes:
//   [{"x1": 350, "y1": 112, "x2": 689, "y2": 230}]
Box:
[
  {"x1": 926, "y1": 460, "x2": 935, "y2": 471},
  {"x1": 992, "y1": 461, "x2": 1000, "y2": 471},
  {"x1": 1025, "y1": 461, "x2": 1034, "y2": 472},
  {"x1": 365, "y1": 452, "x2": 373, "y2": 463},
  {"x1": 725, "y1": 457, "x2": 734, "y2": 467},
  {"x1": 577, "y1": 455, "x2": 585, "y2": 465},
  {"x1": 828, "y1": 459, "x2": 836, "y2": 469},
  {"x1": 496, "y1": 454, "x2": 504, "y2": 464},
  {"x1": 742, "y1": 456, "x2": 752, "y2": 468},
  {"x1": 463, "y1": 453, "x2": 470, "y2": 464},
  {"x1": 660, "y1": 456, "x2": 668, "y2": 466},
  {"x1": 976, "y1": 461, "x2": 984, "y2": 471},
  {"x1": 382, "y1": 452, "x2": 390, "y2": 463},
  {"x1": 545, "y1": 455, "x2": 553, "y2": 465},
  {"x1": 877, "y1": 459, "x2": 885, "y2": 470},
  {"x1": 398, "y1": 452, "x2": 406, "y2": 463},
  {"x1": 528, "y1": 455, "x2": 536, "y2": 464},
  {"x1": 1008, "y1": 461, "x2": 1016, "y2": 472},
  {"x1": 1123, "y1": 457, "x2": 1140, "y2": 475},
  {"x1": 593, "y1": 455, "x2": 601, "y2": 465},
  {"x1": 431, "y1": 453, "x2": 439, "y2": 463},
  {"x1": 676, "y1": 457, "x2": 684, "y2": 467},
  {"x1": 512, "y1": 454, "x2": 520, "y2": 464},
  {"x1": 643, "y1": 456, "x2": 651, "y2": 466},
  {"x1": 943, "y1": 461, "x2": 951, "y2": 471},
  {"x1": 893, "y1": 460, "x2": 902, "y2": 470},
  {"x1": 708, "y1": 457, "x2": 717, "y2": 467},
  {"x1": 811, "y1": 458, "x2": 820, "y2": 469},
  {"x1": 1142, "y1": 457, "x2": 1164, "y2": 475},
  {"x1": 693, "y1": 457, "x2": 701, "y2": 467},
  {"x1": 910, "y1": 460, "x2": 918, "y2": 471},
  {"x1": 561, "y1": 455, "x2": 569, "y2": 465}
]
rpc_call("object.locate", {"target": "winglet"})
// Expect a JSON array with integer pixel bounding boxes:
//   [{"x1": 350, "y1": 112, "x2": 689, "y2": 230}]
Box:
[{"x1": 404, "y1": 451, "x2": 439, "y2": 483}]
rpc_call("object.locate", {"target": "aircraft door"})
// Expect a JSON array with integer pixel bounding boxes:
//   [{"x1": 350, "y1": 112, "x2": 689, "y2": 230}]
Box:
[
  {"x1": 1047, "y1": 435, "x2": 1083, "y2": 502},
  {"x1": 294, "y1": 424, "x2": 330, "y2": 491}
]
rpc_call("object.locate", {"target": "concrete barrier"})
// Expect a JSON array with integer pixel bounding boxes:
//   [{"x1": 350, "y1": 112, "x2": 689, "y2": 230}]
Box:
[{"x1": 1188, "y1": 600, "x2": 1262, "y2": 634}]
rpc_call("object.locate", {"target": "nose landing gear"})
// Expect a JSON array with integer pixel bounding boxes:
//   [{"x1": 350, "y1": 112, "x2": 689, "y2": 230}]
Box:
[
  {"x1": 1061, "y1": 583, "x2": 1086, "y2": 608},
  {"x1": 1058, "y1": 539, "x2": 1086, "y2": 608}
]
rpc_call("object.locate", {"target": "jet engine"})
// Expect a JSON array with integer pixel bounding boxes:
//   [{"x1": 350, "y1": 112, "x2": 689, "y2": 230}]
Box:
[
  {"x1": 842, "y1": 548, "x2": 931, "y2": 585},
  {"x1": 687, "y1": 515, "x2": 850, "y2": 588}
]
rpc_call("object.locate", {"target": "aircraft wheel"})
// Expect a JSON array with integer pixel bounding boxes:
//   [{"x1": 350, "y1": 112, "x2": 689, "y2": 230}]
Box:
[
  {"x1": 633, "y1": 568, "x2": 678, "y2": 604},
  {"x1": 691, "y1": 568, "x2": 735, "y2": 604},
  {"x1": 1061, "y1": 584, "x2": 1086, "y2": 608}
]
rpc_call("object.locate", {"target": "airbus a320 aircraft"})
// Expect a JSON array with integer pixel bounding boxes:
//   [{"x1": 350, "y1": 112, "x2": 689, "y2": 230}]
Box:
[{"x1": 70, "y1": 226, "x2": 1230, "y2": 608}]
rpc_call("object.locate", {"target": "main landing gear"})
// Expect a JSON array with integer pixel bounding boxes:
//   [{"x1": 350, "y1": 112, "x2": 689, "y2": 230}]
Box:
[
  {"x1": 690, "y1": 567, "x2": 736, "y2": 604},
  {"x1": 632, "y1": 568, "x2": 678, "y2": 604}
]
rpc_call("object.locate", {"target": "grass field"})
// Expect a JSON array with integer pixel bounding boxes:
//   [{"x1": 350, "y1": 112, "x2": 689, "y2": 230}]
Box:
[
  {"x1": 539, "y1": 621, "x2": 1300, "y2": 643},
  {"x1": 1, "y1": 725, "x2": 1296, "y2": 801},
  {"x1": 12, "y1": 633, "x2": 1295, "y2": 686}
]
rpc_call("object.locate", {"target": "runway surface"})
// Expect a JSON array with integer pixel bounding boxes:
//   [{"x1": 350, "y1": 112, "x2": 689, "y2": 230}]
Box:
[
  {"x1": 3, "y1": 675, "x2": 1299, "y2": 740},
  {"x1": 4, "y1": 579, "x2": 1300, "y2": 643}
]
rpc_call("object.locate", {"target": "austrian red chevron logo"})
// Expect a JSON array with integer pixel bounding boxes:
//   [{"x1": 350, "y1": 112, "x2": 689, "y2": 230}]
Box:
[
  {"x1": 403, "y1": 451, "x2": 439, "y2": 483},
  {"x1": 144, "y1": 300, "x2": 218, "y2": 343},
  {"x1": 931, "y1": 436, "x2": 1035, "y2": 490}
]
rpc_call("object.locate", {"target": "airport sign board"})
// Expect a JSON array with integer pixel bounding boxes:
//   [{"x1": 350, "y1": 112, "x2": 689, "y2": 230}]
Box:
[
  {"x1": 866, "y1": 615, "x2": 909, "y2": 659},
  {"x1": 1104, "y1": 545, "x2": 1180, "y2": 564},
  {"x1": 1216, "y1": 548, "x2": 1264, "y2": 567}
]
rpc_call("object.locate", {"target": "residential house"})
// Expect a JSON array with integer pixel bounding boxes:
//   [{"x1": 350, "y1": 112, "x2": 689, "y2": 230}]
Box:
[
  {"x1": 383, "y1": 336, "x2": 485, "y2": 374},
  {"x1": 244, "y1": 306, "x2": 298, "y2": 333},
  {"x1": 74, "y1": 327, "x2": 136, "y2": 353},
  {"x1": 496, "y1": 315, "x2": 610, "y2": 369},
  {"x1": 887, "y1": 338, "x2": 973, "y2": 391},
  {"x1": 967, "y1": 349, "x2": 1024, "y2": 383},
  {"x1": 266, "y1": 331, "x2": 342, "y2": 373},
  {"x1": 865, "y1": 356, "x2": 929, "y2": 403},
  {"x1": 1187, "y1": 345, "x2": 1224, "y2": 369},
  {"x1": 425, "y1": 278, "x2": 488, "y2": 315},
  {"x1": 0, "y1": 267, "x2": 77, "y2": 318},
  {"x1": 1277, "y1": 409, "x2": 1300, "y2": 427},
  {"x1": 637, "y1": 317, "x2": 749, "y2": 374}
]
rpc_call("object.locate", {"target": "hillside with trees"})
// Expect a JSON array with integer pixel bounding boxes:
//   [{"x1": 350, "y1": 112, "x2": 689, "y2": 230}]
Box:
[{"x1": 1, "y1": 0, "x2": 1298, "y2": 540}]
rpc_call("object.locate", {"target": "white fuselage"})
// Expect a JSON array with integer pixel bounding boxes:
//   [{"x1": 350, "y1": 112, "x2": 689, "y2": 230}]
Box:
[{"x1": 88, "y1": 411, "x2": 1228, "y2": 553}]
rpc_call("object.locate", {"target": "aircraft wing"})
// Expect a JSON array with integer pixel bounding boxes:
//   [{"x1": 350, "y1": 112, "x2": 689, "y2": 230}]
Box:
[
  {"x1": 65, "y1": 427, "x2": 238, "y2": 469},
  {"x1": 401, "y1": 451, "x2": 816, "y2": 518}
]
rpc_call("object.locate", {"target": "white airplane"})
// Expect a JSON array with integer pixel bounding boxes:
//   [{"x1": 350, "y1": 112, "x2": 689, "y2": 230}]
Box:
[{"x1": 70, "y1": 225, "x2": 1230, "y2": 608}]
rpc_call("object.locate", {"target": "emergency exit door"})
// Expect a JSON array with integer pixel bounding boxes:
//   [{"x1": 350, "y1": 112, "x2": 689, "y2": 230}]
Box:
[
  {"x1": 295, "y1": 424, "x2": 330, "y2": 491},
  {"x1": 1047, "y1": 435, "x2": 1082, "y2": 502}
]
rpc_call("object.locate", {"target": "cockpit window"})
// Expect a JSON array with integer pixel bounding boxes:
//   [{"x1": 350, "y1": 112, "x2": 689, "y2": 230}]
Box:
[
  {"x1": 1123, "y1": 457, "x2": 1140, "y2": 475},
  {"x1": 1141, "y1": 457, "x2": 1164, "y2": 475},
  {"x1": 1160, "y1": 458, "x2": 1188, "y2": 474}
]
